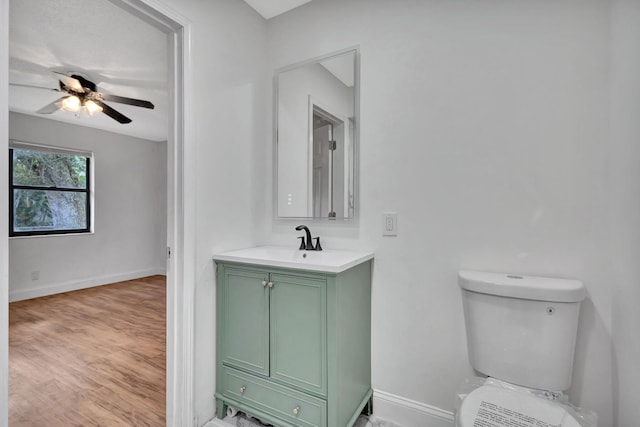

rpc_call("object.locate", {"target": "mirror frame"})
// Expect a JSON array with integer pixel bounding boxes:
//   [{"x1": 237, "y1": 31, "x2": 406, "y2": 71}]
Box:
[{"x1": 273, "y1": 46, "x2": 360, "y2": 221}]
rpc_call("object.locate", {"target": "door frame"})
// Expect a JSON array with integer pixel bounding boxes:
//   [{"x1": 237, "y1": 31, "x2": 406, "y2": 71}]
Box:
[{"x1": 0, "y1": 0, "x2": 195, "y2": 425}]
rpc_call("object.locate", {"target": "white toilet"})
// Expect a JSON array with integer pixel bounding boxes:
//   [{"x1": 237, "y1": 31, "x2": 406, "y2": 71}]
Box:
[{"x1": 457, "y1": 270, "x2": 595, "y2": 427}]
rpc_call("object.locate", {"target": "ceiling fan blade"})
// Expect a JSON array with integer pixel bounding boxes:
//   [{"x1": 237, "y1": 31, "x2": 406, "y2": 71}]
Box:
[
  {"x1": 36, "y1": 97, "x2": 68, "y2": 114},
  {"x1": 53, "y1": 72, "x2": 85, "y2": 92},
  {"x1": 10, "y1": 82, "x2": 60, "y2": 91},
  {"x1": 70, "y1": 74, "x2": 97, "y2": 92},
  {"x1": 94, "y1": 100, "x2": 132, "y2": 124},
  {"x1": 101, "y1": 94, "x2": 154, "y2": 109}
]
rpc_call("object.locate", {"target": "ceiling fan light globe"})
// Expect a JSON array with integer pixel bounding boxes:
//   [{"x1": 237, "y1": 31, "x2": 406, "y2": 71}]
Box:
[
  {"x1": 61, "y1": 95, "x2": 81, "y2": 112},
  {"x1": 84, "y1": 100, "x2": 103, "y2": 115}
]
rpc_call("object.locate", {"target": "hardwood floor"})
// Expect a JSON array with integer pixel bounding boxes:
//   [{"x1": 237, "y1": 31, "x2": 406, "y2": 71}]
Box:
[{"x1": 9, "y1": 275, "x2": 166, "y2": 426}]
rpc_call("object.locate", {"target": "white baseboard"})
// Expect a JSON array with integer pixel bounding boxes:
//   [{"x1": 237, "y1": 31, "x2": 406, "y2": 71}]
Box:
[
  {"x1": 373, "y1": 389, "x2": 455, "y2": 427},
  {"x1": 9, "y1": 267, "x2": 167, "y2": 302}
]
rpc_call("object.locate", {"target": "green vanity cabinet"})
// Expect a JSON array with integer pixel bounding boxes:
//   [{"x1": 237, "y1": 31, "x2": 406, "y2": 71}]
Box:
[{"x1": 214, "y1": 254, "x2": 372, "y2": 427}]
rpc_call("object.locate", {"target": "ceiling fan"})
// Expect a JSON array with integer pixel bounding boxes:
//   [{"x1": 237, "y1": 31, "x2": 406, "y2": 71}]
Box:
[{"x1": 33, "y1": 72, "x2": 154, "y2": 124}]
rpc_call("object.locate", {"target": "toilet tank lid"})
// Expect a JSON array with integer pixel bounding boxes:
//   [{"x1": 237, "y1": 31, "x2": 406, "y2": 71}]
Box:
[{"x1": 458, "y1": 270, "x2": 586, "y2": 302}]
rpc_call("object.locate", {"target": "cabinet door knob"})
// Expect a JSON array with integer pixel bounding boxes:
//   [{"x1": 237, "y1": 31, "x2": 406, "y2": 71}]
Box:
[
  {"x1": 268, "y1": 281, "x2": 274, "y2": 288},
  {"x1": 261, "y1": 280, "x2": 267, "y2": 287},
  {"x1": 240, "y1": 386, "x2": 246, "y2": 394},
  {"x1": 293, "y1": 406, "x2": 300, "y2": 415}
]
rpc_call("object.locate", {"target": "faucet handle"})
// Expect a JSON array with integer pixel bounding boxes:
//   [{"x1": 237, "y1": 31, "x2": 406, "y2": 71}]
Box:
[
  {"x1": 298, "y1": 236, "x2": 306, "y2": 250},
  {"x1": 313, "y1": 237, "x2": 322, "y2": 251}
]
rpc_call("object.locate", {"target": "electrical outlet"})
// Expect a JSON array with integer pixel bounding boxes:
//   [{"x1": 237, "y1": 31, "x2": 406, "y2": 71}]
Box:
[
  {"x1": 31, "y1": 271, "x2": 40, "y2": 281},
  {"x1": 382, "y1": 212, "x2": 398, "y2": 236}
]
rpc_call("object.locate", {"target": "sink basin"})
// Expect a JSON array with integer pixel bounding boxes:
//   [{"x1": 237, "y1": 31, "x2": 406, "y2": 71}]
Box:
[{"x1": 212, "y1": 245, "x2": 374, "y2": 273}]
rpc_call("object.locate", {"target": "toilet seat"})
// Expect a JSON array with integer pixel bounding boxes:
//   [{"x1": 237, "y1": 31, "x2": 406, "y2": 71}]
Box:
[{"x1": 458, "y1": 383, "x2": 582, "y2": 427}]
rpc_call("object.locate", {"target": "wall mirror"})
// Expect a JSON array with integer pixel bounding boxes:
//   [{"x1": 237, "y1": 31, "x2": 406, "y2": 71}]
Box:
[{"x1": 275, "y1": 47, "x2": 359, "y2": 220}]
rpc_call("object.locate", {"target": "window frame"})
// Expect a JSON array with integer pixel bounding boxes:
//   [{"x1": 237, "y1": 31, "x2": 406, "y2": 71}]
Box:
[{"x1": 9, "y1": 144, "x2": 92, "y2": 237}]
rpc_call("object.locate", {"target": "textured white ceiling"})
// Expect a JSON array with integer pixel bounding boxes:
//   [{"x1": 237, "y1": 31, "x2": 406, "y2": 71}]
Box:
[
  {"x1": 9, "y1": 0, "x2": 168, "y2": 141},
  {"x1": 243, "y1": 0, "x2": 312, "y2": 19}
]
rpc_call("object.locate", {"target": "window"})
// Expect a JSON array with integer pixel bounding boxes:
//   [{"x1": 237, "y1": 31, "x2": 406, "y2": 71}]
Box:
[{"x1": 9, "y1": 143, "x2": 92, "y2": 237}]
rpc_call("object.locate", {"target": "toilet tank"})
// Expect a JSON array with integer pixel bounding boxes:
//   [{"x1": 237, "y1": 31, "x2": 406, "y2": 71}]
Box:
[{"x1": 458, "y1": 270, "x2": 586, "y2": 392}]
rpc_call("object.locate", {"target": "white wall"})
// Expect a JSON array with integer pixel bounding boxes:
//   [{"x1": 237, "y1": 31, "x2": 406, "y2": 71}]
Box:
[
  {"x1": 263, "y1": 0, "x2": 614, "y2": 425},
  {"x1": 8, "y1": 112, "x2": 167, "y2": 301},
  {"x1": 609, "y1": 1, "x2": 640, "y2": 426}
]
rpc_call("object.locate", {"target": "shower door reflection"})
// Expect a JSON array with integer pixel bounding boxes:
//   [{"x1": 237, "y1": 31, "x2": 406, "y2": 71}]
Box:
[{"x1": 311, "y1": 102, "x2": 351, "y2": 219}]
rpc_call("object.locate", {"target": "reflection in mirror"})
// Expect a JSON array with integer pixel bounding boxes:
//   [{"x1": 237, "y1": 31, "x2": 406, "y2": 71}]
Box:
[
  {"x1": 275, "y1": 48, "x2": 358, "y2": 220},
  {"x1": 311, "y1": 101, "x2": 352, "y2": 218}
]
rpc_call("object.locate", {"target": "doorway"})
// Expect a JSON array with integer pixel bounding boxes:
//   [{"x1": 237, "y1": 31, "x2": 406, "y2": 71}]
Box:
[{"x1": 0, "y1": 0, "x2": 192, "y2": 425}]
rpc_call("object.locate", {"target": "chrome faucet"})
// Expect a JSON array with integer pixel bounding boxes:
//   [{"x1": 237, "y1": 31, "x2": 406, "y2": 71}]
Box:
[{"x1": 295, "y1": 225, "x2": 322, "y2": 251}]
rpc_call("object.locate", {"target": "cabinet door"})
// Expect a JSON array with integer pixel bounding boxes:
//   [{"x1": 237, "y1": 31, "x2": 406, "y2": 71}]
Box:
[
  {"x1": 269, "y1": 273, "x2": 327, "y2": 396},
  {"x1": 220, "y1": 267, "x2": 270, "y2": 376}
]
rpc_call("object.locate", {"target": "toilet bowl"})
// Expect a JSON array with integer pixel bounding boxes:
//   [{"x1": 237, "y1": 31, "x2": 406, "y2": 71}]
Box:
[{"x1": 456, "y1": 378, "x2": 582, "y2": 427}]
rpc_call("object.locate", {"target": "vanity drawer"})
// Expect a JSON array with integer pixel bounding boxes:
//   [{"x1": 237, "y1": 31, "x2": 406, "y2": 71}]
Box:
[{"x1": 222, "y1": 366, "x2": 327, "y2": 427}]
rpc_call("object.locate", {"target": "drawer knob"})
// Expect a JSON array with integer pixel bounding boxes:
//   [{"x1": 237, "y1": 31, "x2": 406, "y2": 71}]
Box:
[
  {"x1": 293, "y1": 406, "x2": 300, "y2": 415},
  {"x1": 268, "y1": 281, "x2": 274, "y2": 288},
  {"x1": 262, "y1": 280, "x2": 267, "y2": 287},
  {"x1": 240, "y1": 386, "x2": 246, "y2": 394}
]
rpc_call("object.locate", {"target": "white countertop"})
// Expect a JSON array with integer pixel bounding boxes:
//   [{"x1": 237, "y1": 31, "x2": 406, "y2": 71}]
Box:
[{"x1": 212, "y1": 245, "x2": 374, "y2": 273}]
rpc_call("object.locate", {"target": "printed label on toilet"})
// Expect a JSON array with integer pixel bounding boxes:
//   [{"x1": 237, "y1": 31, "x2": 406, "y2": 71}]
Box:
[{"x1": 473, "y1": 400, "x2": 561, "y2": 427}]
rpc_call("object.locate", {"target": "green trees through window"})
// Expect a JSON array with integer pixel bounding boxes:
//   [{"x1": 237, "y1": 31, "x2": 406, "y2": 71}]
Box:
[{"x1": 10, "y1": 146, "x2": 91, "y2": 236}]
